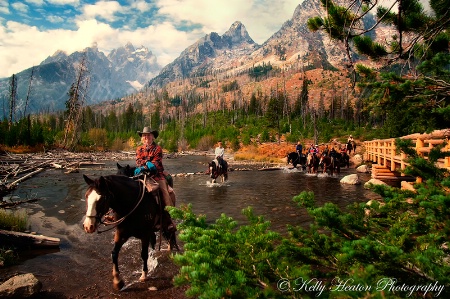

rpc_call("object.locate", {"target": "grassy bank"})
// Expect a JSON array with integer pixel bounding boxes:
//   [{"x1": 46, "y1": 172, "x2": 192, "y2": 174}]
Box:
[{"x1": 0, "y1": 209, "x2": 28, "y2": 266}]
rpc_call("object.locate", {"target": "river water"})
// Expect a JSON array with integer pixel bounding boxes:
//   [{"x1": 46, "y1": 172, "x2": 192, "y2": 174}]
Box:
[{"x1": 1, "y1": 155, "x2": 380, "y2": 297}]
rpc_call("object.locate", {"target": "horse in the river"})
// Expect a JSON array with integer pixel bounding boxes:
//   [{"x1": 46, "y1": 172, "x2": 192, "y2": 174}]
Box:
[
  {"x1": 82, "y1": 174, "x2": 177, "y2": 290},
  {"x1": 337, "y1": 152, "x2": 350, "y2": 168},
  {"x1": 208, "y1": 159, "x2": 228, "y2": 183},
  {"x1": 286, "y1": 152, "x2": 307, "y2": 169},
  {"x1": 319, "y1": 154, "x2": 339, "y2": 175},
  {"x1": 351, "y1": 140, "x2": 356, "y2": 154},
  {"x1": 306, "y1": 152, "x2": 319, "y2": 174},
  {"x1": 346, "y1": 141, "x2": 353, "y2": 154}
]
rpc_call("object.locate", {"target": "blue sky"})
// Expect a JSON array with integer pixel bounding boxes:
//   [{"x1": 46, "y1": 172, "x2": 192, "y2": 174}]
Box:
[{"x1": 0, "y1": 0, "x2": 301, "y2": 78}]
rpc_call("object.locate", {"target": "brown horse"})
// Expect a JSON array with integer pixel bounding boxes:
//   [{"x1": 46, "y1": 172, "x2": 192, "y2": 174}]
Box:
[
  {"x1": 82, "y1": 174, "x2": 177, "y2": 290},
  {"x1": 319, "y1": 154, "x2": 340, "y2": 175},
  {"x1": 306, "y1": 152, "x2": 319, "y2": 173}
]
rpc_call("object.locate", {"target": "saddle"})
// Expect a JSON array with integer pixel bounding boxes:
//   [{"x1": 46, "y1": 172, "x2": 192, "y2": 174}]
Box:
[
  {"x1": 214, "y1": 158, "x2": 221, "y2": 168},
  {"x1": 141, "y1": 176, "x2": 159, "y2": 193}
]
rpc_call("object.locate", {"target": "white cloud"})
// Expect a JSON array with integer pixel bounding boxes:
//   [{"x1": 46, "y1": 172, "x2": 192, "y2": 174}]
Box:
[
  {"x1": 25, "y1": 0, "x2": 45, "y2": 5},
  {"x1": 130, "y1": 0, "x2": 153, "y2": 13},
  {"x1": 0, "y1": 6, "x2": 9, "y2": 15},
  {"x1": 0, "y1": 0, "x2": 301, "y2": 78},
  {"x1": 47, "y1": 15, "x2": 65, "y2": 23},
  {"x1": 156, "y1": 0, "x2": 299, "y2": 43},
  {"x1": 0, "y1": 0, "x2": 9, "y2": 13},
  {"x1": 46, "y1": 0, "x2": 80, "y2": 5},
  {"x1": 80, "y1": 1, "x2": 123, "y2": 22},
  {"x1": 11, "y1": 2, "x2": 29, "y2": 13}
]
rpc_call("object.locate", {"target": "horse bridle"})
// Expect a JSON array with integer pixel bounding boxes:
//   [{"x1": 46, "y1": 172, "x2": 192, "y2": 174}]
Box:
[{"x1": 91, "y1": 177, "x2": 147, "y2": 234}]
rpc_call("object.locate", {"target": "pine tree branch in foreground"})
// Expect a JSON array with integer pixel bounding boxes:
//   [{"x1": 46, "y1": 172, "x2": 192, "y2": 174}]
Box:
[{"x1": 169, "y1": 141, "x2": 450, "y2": 298}]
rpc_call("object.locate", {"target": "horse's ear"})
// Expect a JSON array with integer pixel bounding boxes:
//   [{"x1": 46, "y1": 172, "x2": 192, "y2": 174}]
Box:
[
  {"x1": 117, "y1": 163, "x2": 123, "y2": 169},
  {"x1": 83, "y1": 174, "x2": 94, "y2": 186},
  {"x1": 99, "y1": 176, "x2": 107, "y2": 188}
]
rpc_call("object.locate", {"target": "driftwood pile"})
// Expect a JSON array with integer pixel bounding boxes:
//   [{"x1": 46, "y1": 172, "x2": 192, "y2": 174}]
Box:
[{"x1": 0, "y1": 150, "x2": 135, "y2": 200}]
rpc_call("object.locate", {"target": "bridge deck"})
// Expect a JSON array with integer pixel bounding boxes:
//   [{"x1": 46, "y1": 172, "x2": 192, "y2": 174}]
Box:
[{"x1": 363, "y1": 129, "x2": 450, "y2": 181}]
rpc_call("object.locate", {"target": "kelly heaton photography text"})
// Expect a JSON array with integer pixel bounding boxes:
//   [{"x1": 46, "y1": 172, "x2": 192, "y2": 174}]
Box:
[{"x1": 277, "y1": 277, "x2": 445, "y2": 297}]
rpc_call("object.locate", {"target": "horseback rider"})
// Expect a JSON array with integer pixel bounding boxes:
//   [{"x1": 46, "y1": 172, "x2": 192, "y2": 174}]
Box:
[
  {"x1": 134, "y1": 127, "x2": 175, "y2": 207},
  {"x1": 215, "y1": 141, "x2": 225, "y2": 168},
  {"x1": 322, "y1": 145, "x2": 329, "y2": 157},
  {"x1": 330, "y1": 147, "x2": 337, "y2": 158},
  {"x1": 295, "y1": 141, "x2": 303, "y2": 157}
]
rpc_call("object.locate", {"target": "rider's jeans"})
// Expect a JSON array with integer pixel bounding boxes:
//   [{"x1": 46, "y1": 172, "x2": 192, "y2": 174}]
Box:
[{"x1": 157, "y1": 179, "x2": 174, "y2": 207}]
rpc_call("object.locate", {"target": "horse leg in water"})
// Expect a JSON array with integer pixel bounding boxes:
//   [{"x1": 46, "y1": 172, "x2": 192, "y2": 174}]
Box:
[
  {"x1": 139, "y1": 236, "x2": 151, "y2": 281},
  {"x1": 111, "y1": 230, "x2": 151, "y2": 289},
  {"x1": 111, "y1": 232, "x2": 127, "y2": 290},
  {"x1": 222, "y1": 169, "x2": 228, "y2": 183}
]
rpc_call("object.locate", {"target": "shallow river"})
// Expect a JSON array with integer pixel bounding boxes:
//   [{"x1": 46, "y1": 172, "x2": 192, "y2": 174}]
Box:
[{"x1": 1, "y1": 155, "x2": 380, "y2": 297}]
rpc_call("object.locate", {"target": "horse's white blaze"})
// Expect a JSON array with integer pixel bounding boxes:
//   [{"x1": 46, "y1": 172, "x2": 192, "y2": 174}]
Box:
[
  {"x1": 86, "y1": 190, "x2": 100, "y2": 216},
  {"x1": 83, "y1": 190, "x2": 101, "y2": 233}
]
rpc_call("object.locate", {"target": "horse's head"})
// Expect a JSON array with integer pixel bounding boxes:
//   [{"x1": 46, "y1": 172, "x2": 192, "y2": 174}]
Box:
[
  {"x1": 83, "y1": 174, "x2": 111, "y2": 233},
  {"x1": 318, "y1": 154, "x2": 324, "y2": 164},
  {"x1": 287, "y1": 153, "x2": 292, "y2": 164},
  {"x1": 116, "y1": 163, "x2": 135, "y2": 177},
  {"x1": 209, "y1": 161, "x2": 218, "y2": 179}
]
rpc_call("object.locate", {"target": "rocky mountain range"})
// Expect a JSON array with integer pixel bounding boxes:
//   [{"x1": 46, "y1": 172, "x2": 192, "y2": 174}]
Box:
[
  {"x1": 0, "y1": 43, "x2": 160, "y2": 117},
  {"x1": 132, "y1": 0, "x2": 379, "y2": 114},
  {"x1": 1, "y1": 0, "x2": 382, "y2": 118},
  {"x1": 146, "y1": 0, "x2": 354, "y2": 91}
]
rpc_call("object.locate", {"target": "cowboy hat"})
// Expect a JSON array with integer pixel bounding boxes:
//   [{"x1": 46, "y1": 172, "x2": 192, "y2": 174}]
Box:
[{"x1": 137, "y1": 127, "x2": 159, "y2": 138}]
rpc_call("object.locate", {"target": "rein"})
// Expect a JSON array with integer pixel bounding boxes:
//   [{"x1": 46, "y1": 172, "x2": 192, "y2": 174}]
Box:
[{"x1": 96, "y1": 176, "x2": 147, "y2": 234}]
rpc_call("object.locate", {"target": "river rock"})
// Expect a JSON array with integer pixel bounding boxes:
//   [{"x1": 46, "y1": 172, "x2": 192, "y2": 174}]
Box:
[
  {"x1": 401, "y1": 181, "x2": 417, "y2": 192},
  {"x1": 356, "y1": 164, "x2": 370, "y2": 173},
  {"x1": 364, "y1": 178, "x2": 387, "y2": 189},
  {"x1": 0, "y1": 273, "x2": 42, "y2": 298},
  {"x1": 340, "y1": 174, "x2": 360, "y2": 185},
  {"x1": 353, "y1": 154, "x2": 362, "y2": 161}
]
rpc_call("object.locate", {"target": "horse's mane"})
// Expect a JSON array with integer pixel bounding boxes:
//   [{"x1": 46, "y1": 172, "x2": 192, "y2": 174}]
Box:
[{"x1": 98, "y1": 175, "x2": 141, "y2": 196}]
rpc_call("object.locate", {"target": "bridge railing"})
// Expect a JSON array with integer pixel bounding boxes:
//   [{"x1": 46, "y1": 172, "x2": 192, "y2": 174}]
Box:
[{"x1": 364, "y1": 129, "x2": 450, "y2": 173}]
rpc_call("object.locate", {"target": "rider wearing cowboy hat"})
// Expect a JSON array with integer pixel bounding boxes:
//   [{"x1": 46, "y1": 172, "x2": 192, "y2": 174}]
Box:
[{"x1": 135, "y1": 126, "x2": 175, "y2": 207}]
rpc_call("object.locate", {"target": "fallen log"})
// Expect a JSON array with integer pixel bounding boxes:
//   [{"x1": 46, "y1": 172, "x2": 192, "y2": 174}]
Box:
[
  {"x1": 0, "y1": 198, "x2": 40, "y2": 208},
  {"x1": 6, "y1": 168, "x2": 45, "y2": 189},
  {"x1": 0, "y1": 229, "x2": 60, "y2": 249}
]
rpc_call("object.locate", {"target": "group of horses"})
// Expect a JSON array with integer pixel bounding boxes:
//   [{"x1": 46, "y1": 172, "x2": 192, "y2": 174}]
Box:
[{"x1": 287, "y1": 150, "x2": 350, "y2": 175}]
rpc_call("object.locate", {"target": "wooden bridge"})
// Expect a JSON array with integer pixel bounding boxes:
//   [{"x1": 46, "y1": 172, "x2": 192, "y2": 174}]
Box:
[{"x1": 363, "y1": 129, "x2": 450, "y2": 182}]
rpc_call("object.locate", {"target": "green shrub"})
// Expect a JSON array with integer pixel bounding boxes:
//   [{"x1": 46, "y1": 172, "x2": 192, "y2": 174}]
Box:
[{"x1": 169, "y1": 142, "x2": 450, "y2": 298}]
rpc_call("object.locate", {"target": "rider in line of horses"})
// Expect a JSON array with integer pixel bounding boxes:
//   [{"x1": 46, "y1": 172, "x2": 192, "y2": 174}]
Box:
[
  {"x1": 134, "y1": 126, "x2": 175, "y2": 211},
  {"x1": 322, "y1": 145, "x2": 329, "y2": 157},
  {"x1": 214, "y1": 141, "x2": 225, "y2": 168},
  {"x1": 295, "y1": 141, "x2": 303, "y2": 157},
  {"x1": 347, "y1": 135, "x2": 356, "y2": 154},
  {"x1": 308, "y1": 144, "x2": 319, "y2": 154}
]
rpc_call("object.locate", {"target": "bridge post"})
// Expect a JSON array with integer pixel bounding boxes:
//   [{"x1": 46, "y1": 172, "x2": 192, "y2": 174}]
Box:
[
  {"x1": 416, "y1": 138, "x2": 424, "y2": 157},
  {"x1": 445, "y1": 137, "x2": 450, "y2": 168},
  {"x1": 376, "y1": 140, "x2": 381, "y2": 165},
  {"x1": 390, "y1": 139, "x2": 396, "y2": 171}
]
